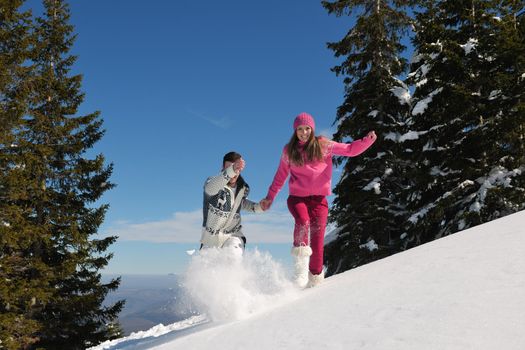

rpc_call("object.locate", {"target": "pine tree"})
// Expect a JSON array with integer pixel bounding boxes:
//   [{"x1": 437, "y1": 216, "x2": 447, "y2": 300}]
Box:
[
  {"x1": 322, "y1": 0, "x2": 417, "y2": 276},
  {"x1": 0, "y1": 1, "x2": 50, "y2": 348},
  {"x1": 471, "y1": 1, "x2": 525, "y2": 224},
  {"x1": 1, "y1": 1, "x2": 123, "y2": 348},
  {"x1": 404, "y1": 0, "x2": 525, "y2": 245},
  {"x1": 30, "y1": 1, "x2": 124, "y2": 348}
]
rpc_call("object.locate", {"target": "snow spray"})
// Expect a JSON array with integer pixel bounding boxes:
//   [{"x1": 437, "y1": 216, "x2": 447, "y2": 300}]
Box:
[{"x1": 182, "y1": 247, "x2": 299, "y2": 321}]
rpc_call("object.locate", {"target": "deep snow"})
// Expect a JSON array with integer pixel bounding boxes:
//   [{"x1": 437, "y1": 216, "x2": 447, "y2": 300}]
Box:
[{"x1": 91, "y1": 210, "x2": 525, "y2": 350}]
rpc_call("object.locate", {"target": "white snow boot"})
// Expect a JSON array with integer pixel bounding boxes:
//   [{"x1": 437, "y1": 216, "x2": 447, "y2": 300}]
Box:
[
  {"x1": 306, "y1": 271, "x2": 324, "y2": 288},
  {"x1": 291, "y1": 246, "x2": 312, "y2": 288}
]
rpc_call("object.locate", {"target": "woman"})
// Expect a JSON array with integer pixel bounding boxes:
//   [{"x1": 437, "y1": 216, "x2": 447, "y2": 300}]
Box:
[{"x1": 261, "y1": 112, "x2": 377, "y2": 287}]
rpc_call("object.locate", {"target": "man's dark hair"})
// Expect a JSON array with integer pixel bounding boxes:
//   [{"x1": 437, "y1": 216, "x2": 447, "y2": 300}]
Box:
[{"x1": 223, "y1": 151, "x2": 242, "y2": 165}]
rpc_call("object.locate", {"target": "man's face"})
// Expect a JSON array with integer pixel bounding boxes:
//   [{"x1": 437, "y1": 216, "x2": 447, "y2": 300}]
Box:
[{"x1": 223, "y1": 161, "x2": 239, "y2": 185}]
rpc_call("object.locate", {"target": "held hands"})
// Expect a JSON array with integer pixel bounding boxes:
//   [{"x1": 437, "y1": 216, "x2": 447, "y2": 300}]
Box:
[
  {"x1": 233, "y1": 158, "x2": 245, "y2": 174},
  {"x1": 259, "y1": 198, "x2": 273, "y2": 211}
]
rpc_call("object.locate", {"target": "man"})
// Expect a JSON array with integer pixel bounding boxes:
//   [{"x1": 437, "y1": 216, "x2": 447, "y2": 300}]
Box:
[{"x1": 201, "y1": 151, "x2": 264, "y2": 257}]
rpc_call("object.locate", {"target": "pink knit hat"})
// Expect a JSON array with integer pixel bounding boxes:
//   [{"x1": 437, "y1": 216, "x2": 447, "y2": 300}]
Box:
[{"x1": 293, "y1": 112, "x2": 315, "y2": 131}]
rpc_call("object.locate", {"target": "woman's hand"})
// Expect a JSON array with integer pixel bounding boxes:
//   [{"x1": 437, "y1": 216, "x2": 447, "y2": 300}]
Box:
[
  {"x1": 366, "y1": 131, "x2": 377, "y2": 142},
  {"x1": 260, "y1": 198, "x2": 273, "y2": 211}
]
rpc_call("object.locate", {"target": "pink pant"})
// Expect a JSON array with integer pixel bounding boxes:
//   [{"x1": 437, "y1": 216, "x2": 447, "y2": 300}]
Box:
[{"x1": 287, "y1": 195, "x2": 328, "y2": 275}]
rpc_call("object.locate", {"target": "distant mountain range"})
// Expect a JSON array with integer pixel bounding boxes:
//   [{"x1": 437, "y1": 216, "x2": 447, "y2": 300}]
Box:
[{"x1": 102, "y1": 274, "x2": 198, "y2": 335}]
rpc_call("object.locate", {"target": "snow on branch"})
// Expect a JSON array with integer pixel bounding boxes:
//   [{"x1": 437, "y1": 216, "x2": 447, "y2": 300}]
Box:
[
  {"x1": 409, "y1": 180, "x2": 475, "y2": 224},
  {"x1": 468, "y1": 166, "x2": 525, "y2": 212},
  {"x1": 460, "y1": 38, "x2": 478, "y2": 55},
  {"x1": 488, "y1": 90, "x2": 501, "y2": 100},
  {"x1": 362, "y1": 168, "x2": 393, "y2": 195},
  {"x1": 430, "y1": 166, "x2": 461, "y2": 176},
  {"x1": 359, "y1": 240, "x2": 378, "y2": 251},
  {"x1": 390, "y1": 86, "x2": 411, "y2": 105},
  {"x1": 384, "y1": 130, "x2": 428, "y2": 143},
  {"x1": 412, "y1": 88, "x2": 443, "y2": 116},
  {"x1": 363, "y1": 177, "x2": 382, "y2": 194}
]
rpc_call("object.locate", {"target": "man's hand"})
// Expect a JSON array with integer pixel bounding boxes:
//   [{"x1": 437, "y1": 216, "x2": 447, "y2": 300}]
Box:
[{"x1": 233, "y1": 158, "x2": 245, "y2": 173}]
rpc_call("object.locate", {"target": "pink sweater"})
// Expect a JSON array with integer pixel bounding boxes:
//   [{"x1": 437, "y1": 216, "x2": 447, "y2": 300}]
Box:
[{"x1": 266, "y1": 137, "x2": 375, "y2": 201}]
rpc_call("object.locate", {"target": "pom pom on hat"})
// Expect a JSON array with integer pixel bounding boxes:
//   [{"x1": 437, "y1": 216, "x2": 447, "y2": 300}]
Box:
[{"x1": 293, "y1": 112, "x2": 315, "y2": 131}]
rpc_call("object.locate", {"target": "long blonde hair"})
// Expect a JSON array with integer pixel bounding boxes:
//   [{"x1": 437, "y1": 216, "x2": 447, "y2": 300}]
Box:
[{"x1": 286, "y1": 131, "x2": 325, "y2": 166}]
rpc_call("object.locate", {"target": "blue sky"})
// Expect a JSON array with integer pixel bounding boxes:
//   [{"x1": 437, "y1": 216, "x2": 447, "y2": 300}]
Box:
[{"x1": 27, "y1": 0, "x2": 363, "y2": 274}]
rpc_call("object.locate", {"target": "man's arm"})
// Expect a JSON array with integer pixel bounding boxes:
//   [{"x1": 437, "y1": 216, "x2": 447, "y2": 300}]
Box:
[
  {"x1": 204, "y1": 165, "x2": 237, "y2": 196},
  {"x1": 241, "y1": 198, "x2": 264, "y2": 213}
]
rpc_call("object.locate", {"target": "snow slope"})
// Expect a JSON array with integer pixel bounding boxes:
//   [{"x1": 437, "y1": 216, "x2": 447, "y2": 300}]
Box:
[{"x1": 95, "y1": 210, "x2": 525, "y2": 350}]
